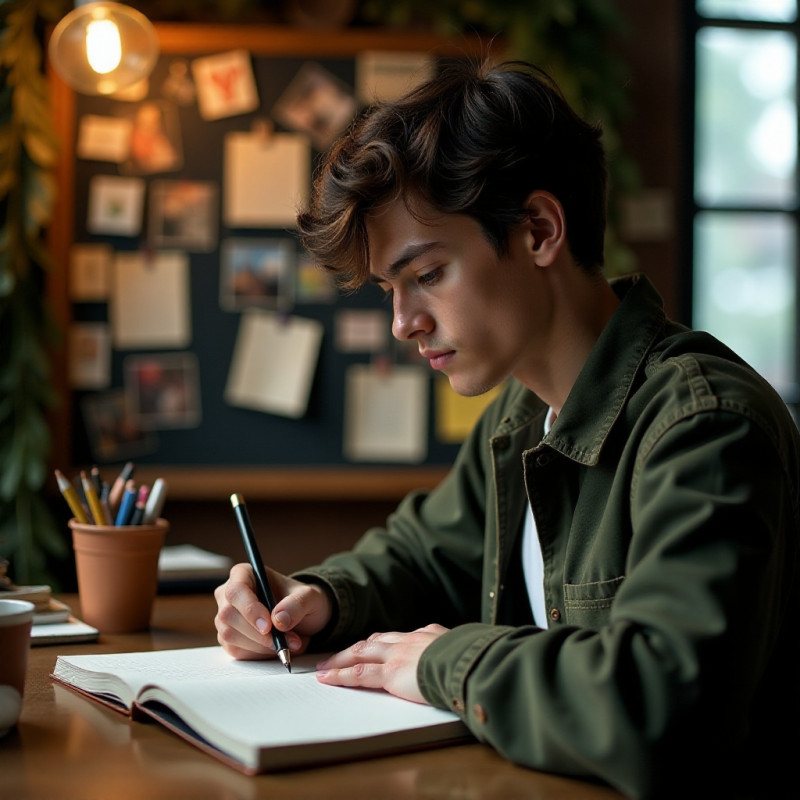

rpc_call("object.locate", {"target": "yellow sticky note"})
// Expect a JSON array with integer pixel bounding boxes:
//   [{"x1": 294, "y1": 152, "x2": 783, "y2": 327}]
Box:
[{"x1": 435, "y1": 377, "x2": 504, "y2": 443}]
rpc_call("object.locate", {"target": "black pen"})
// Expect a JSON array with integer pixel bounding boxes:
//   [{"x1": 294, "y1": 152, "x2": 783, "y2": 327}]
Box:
[{"x1": 230, "y1": 493, "x2": 291, "y2": 672}]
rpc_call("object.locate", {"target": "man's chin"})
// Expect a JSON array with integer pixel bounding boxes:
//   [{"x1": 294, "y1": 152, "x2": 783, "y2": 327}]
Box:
[{"x1": 447, "y1": 375, "x2": 503, "y2": 398}]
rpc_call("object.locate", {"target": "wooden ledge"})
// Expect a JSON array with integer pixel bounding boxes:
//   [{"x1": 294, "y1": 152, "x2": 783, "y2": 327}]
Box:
[{"x1": 129, "y1": 465, "x2": 450, "y2": 501}]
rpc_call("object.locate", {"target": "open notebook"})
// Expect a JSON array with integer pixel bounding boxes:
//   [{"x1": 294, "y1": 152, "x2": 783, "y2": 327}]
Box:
[{"x1": 51, "y1": 646, "x2": 470, "y2": 774}]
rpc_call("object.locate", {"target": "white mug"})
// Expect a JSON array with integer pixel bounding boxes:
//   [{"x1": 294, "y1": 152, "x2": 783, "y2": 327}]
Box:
[{"x1": 0, "y1": 598, "x2": 34, "y2": 737}]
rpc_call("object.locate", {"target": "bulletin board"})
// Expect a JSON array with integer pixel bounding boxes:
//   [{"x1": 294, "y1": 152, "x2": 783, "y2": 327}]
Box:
[{"x1": 47, "y1": 25, "x2": 494, "y2": 499}]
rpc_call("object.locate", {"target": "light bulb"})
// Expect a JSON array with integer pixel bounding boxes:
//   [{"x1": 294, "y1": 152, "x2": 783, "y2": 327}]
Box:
[
  {"x1": 49, "y1": 2, "x2": 158, "y2": 95},
  {"x1": 85, "y1": 18, "x2": 121, "y2": 75}
]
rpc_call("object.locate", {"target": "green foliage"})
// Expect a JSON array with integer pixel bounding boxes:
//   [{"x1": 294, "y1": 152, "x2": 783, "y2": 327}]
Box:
[{"x1": 0, "y1": 0, "x2": 67, "y2": 585}]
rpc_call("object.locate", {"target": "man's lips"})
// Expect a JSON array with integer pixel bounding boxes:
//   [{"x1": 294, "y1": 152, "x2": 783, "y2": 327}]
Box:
[{"x1": 420, "y1": 350, "x2": 455, "y2": 370}]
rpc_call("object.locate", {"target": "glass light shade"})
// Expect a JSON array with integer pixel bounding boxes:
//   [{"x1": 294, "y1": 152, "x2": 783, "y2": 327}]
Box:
[{"x1": 49, "y1": 2, "x2": 158, "y2": 96}]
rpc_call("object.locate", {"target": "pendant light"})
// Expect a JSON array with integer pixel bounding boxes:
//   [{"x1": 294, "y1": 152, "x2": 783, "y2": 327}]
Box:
[{"x1": 48, "y1": 1, "x2": 158, "y2": 96}]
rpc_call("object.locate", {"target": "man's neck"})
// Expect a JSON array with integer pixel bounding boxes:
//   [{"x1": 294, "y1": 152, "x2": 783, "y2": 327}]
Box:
[{"x1": 517, "y1": 265, "x2": 620, "y2": 415}]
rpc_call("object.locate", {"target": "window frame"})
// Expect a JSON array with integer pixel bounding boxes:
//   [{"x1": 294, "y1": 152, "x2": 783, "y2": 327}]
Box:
[{"x1": 682, "y1": 4, "x2": 800, "y2": 413}]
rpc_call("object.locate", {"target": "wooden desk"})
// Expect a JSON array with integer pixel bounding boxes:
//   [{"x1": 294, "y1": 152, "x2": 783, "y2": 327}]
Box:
[{"x1": 2, "y1": 594, "x2": 624, "y2": 800}]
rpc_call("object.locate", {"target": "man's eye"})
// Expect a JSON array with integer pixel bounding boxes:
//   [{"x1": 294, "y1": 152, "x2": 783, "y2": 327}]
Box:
[{"x1": 418, "y1": 268, "x2": 441, "y2": 287}]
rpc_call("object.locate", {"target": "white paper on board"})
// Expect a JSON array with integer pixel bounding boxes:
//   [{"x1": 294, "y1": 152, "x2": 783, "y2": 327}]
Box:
[
  {"x1": 343, "y1": 364, "x2": 428, "y2": 463},
  {"x1": 223, "y1": 131, "x2": 310, "y2": 229},
  {"x1": 225, "y1": 310, "x2": 323, "y2": 419},
  {"x1": 111, "y1": 251, "x2": 191, "y2": 349}
]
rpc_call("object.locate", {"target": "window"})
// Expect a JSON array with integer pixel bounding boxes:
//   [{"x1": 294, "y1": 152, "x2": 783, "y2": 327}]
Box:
[{"x1": 688, "y1": 0, "x2": 798, "y2": 412}]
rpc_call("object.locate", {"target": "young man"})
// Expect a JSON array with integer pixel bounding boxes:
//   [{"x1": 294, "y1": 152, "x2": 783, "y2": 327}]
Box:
[{"x1": 215, "y1": 60, "x2": 799, "y2": 798}]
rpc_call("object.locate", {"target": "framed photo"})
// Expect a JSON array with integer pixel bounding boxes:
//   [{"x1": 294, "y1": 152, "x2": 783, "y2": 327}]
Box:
[
  {"x1": 122, "y1": 100, "x2": 183, "y2": 175},
  {"x1": 149, "y1": 180, "x2": 218, "y2": 251},
  {"x1": 272, "y1": 62, "x2": 357, "y2": 151},
  {"x1": 87, "y1": 175, "x2": 146, "y2": 237},
  {"x1": 81, "y1": 390, "x2": 158, "y2": 463},
  {"x1": 220, "y1": 238, "x2": 295, "y2": 310},
  {"x1": 125, "y1": 352, "x2": 201, "y2": 429}
]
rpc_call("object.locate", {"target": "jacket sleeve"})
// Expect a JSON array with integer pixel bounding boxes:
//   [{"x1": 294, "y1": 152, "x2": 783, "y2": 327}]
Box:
[
  {"x1": 292, "y1": 384, "x2": 514, "y2": 647},
  {"x1": 416, "y1": 408, "x2": 798, "y2": 799}
]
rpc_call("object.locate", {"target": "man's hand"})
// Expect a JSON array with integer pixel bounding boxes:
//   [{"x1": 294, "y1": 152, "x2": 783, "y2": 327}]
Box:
[
  {"x1": 315, "y1": 624, "x2": 449, "y2": 704},
  {"x1": 214, "y1": 563, "x2": 333, "y2": 660}
]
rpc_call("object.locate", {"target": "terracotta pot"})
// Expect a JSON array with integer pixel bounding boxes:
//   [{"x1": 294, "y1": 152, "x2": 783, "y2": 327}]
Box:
[{"x1": 69, "y1": 518, "x2": 168, "y2": 633}]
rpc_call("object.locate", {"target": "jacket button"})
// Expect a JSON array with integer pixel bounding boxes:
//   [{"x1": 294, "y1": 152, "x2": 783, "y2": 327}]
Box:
[
  {"x1": 452, "y1": 698, "x2": 465, "y2": 713},
  {"x1": 537, "y1": 453, "x2": 550, "y2": 467},
  {"x1": 473, "y1": 704, "x2": 487, "y2": 724},
  {"x1": 501, "y1": 416, "x2": 511, "y2": 424},
  {"x1": 549, "y1": 608, "x2": 561, "y2": 622}
]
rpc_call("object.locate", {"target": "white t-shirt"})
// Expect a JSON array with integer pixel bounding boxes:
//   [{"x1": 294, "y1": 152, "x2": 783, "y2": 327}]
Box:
[{"x1": 521, "y1": 407, "x2": 556, "y2": 628}]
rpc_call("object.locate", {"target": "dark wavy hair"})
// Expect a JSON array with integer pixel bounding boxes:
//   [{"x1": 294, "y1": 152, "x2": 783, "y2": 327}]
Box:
[{"x1": 297, "y1": 59, "x2": 607, "y2": 289}]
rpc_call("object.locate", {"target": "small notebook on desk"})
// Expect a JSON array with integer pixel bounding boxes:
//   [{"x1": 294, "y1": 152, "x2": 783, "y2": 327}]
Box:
[
  {"x1": 32, "y1": 617, "x2": 99, "y2": 646},
  {"x1": 51, "y1": 646, "x2": 470, "y2": 774},
  {"x1": 2, "y1": 585, "x2": 99, "y2": 645},
  {"x1": 157, "y1": 545, "x2": 233, "y2": 593}
]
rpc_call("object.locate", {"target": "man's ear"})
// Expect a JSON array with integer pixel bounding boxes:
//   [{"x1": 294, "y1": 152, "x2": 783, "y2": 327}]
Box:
[{"x1": 523, "y1": 191, "x2": 566, "y2": 266}]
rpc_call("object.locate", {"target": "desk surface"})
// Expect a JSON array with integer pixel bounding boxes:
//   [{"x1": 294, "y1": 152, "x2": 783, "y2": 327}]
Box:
[{"x1": 3, "y1": 594, "x2": 624, "y2": 800}]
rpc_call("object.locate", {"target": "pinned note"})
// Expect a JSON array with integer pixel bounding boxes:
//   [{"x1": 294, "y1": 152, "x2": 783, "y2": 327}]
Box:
[
  {"x1": 225, "y1": 310, "x2": 323, "y2": 419},
  {"x1": 223, "y1": 131, "x2": 310, "y2": 229},
  {"x1": 343, "y1": 364, "x2": 428, "y2": 463},
  {"x1": 111, "y1": 251, "x2": 191, "y2": 349}
]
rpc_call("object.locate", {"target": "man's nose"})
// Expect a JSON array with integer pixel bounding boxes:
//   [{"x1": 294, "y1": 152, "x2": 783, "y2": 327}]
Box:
[{"x1": 392, "y1": 292, "x2": 434, "y2": 341}]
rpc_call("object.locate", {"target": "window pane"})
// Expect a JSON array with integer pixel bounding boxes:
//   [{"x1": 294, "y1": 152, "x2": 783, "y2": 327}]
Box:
[
  {"x1": 695, "y1": 28, "x2": 796, "y2": 206},
  {"x1": 693, "y1": 212, "x2": 796, "y2": 392},
  {"x1": 697, "y1": 0, "x2": 797, "y2": 22}
]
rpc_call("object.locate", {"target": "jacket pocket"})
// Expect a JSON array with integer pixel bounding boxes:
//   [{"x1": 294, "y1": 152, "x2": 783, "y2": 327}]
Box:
[{"x1": 563, "y1": 575, "x2": 625, "y2": 627}]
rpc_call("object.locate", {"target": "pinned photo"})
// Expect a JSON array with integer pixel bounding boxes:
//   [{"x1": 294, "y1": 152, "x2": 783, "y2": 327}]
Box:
[
  {"x1": 149, "y1": 180, "x2": 218, "y2": 251},
  {"x1": 161, "y1": 58, "x2": 196, "y2": 105},
  {"x1": 296, "y1": 253, "x2": 337, "y2": 304},
  {"x1": 192, "y1": 49, "x2": 259, "y2": 121},
  {"x1": 68, "y1": 323, "x2": 111, "y2": 390},
  {"x1": 123, "y1": 100, "x2": 183, "y2": 175},
  {"x1": 87, "y1": 175, "x2": 146, "y2": 236},
  {"x1": 272, "y1": 62, "x2": 357, "y2": 151},
  {"x1": 76, "y1": 114, "x2": 132, "y2": 163},
  {"x1": 69, "y1": 243, "x2": 112, "y2": 301},
  {"x1": 356, "y1": 51, "x2": 435, "y2": 104},
  {"x1": 220, "y1": 238, "x2": 295, "y2": 311},
  {"x1": 125, "y1": 352, "x2": 201, "y2": 429},
  {"x1": 81, "y1": 390, "x2": 158, "y2": 463}
]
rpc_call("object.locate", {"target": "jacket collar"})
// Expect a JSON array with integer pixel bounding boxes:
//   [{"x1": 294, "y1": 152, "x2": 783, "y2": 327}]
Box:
[{"x1": 536, "y1": 273, "x2": 666, "y2": 466}]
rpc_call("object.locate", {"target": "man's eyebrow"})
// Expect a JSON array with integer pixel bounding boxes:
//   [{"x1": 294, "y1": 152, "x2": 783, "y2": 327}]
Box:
[{"x1": 369, "y1": 242, "x2": 443, "y2": 284}]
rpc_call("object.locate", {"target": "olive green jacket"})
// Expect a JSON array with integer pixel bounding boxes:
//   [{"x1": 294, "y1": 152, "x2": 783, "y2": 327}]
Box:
[{"x1": 295, "y1": 275, "x2": 799, "y2": 799}]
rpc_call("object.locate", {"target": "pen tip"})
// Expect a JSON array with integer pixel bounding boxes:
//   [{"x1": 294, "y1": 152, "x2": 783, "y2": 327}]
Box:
[
  {"x1": 230, "y1": 493, "x2": 242, "y2": 508},
  {"x1": 278, "y1": 649, "x2": 292, "y2": 672}
]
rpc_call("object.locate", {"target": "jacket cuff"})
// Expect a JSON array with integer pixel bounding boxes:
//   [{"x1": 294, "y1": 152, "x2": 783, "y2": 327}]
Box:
[
  {"x1": 290, "y1": 565, "x2": 357, "y2": 648},
  {"x1": 417, "y1": 623, "x2": 515, "y2": 716}
]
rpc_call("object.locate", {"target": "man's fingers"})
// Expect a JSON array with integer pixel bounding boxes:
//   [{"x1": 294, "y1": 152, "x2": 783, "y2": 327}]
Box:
[
  {"x1": 316, "y1": 632, "x2": 395, "y2": 670},
  {"x1": 314, "y1": 626, "x2": 447, "y2": 704},
  {"x1": 214, "y1": 564, "x2": 333, "y2": 661},
  {"x1": 272, "y1": 581, "x2": 333, "y2": 636},
  {"x1": 215, "y1": 567, "x2": 273, "y2": 640},
  {"x1": 316, "y1": 660, "x2": 388, "y2": 690}
]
